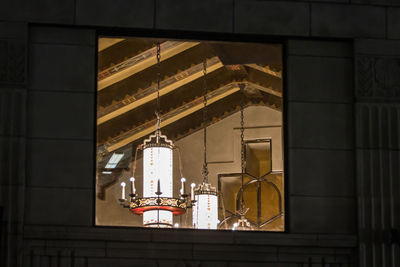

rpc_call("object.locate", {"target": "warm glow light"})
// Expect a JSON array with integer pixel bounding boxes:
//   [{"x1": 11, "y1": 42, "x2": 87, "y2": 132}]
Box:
[
  {"x1": 143, "y1": 146, "x2": 173, "y2": 226},
  {"x1": 190, "y1": 183, "x2": 196, "y2": 201},
  {"x1": 120, "y1": 182, "x2": 126, "y2": 200},
  {"x1": 193, "y1": 193, "x2": 218, "y2": 229}
]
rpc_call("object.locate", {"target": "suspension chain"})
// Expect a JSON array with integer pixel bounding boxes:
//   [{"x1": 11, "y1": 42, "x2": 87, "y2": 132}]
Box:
[
  {"x1": 202, "y1": 57, "x2": 209, "y2": 183},
  {"x1": 240, "y1": 85, "x2": 245, "y2": 208},
  {"x1": 156, "y1": 43, "x2": 161, "y2": 132}
]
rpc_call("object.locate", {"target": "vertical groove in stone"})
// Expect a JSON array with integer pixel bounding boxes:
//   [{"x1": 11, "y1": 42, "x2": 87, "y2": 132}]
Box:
[
  {"x1": 357, "y1": 103, "x2": 400, "y2": 267},
  {"x1": 0, "y1": 89, "x2": 26, "y2": 267}
]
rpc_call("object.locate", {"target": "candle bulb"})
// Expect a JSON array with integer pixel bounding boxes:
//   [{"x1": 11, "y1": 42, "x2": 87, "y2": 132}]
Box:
[
  {"x1": 120, "y1": 182, "x2": 126, "y2": 200},
  {"x1": 157, "y1": 179, "x2": 161, "y2": 194},
  {"x1": 180, "y1": 178, "x2": 186, "y2": 195},
  {"x1": 130, "y1": 177, "x2": 135, "y2": 195},
  {"x1": 190, "y1": 183, "x2": 196, "y2": 201}
]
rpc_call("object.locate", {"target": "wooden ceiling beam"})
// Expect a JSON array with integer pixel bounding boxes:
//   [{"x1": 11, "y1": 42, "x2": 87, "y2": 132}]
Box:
[
  {"x1": 246, "y1": 82, "x2": 282, "y2": 97},
  {"x1": 102, "y1": 81, "x2": 282, "y2": 153},
  {"x1": 98, "y1": 38, "x2": 125, "y2": 52},
  {"x1": 97, "y1": 41, "x2": 200, "y2": 91},
  {"x1": 104, "y1": 82, "x2": 241, "y2": 152},
  {"x1": 245, "y1": 64, "x2": 282, "y2": 78},
  {"x1": 97, "y1": 56, "x2": 224, "y2": 125}
]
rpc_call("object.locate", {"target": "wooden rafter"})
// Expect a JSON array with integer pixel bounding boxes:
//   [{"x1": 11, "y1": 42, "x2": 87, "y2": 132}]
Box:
[
  {"x1": 246, "y1": 82, "x2": 282, "y2": 97},
  {"x1": 97, "y1": 41, "x2": 200, "y2": 90},
  {"x1": 245, "y1": 64, "x2": 282, "y2": 78},
  {"x1": 98, "y1": 38, "x2": 125, "y2": 52},
  {"x1": 104, "y1": 83, "x2": 241, "y2": 152},
  {"x1": 102, "y1": 81, "x2": 282, "y2": 153},
  {"x1": 97, "y1": 56, "x2": 224, "y2": 125}
]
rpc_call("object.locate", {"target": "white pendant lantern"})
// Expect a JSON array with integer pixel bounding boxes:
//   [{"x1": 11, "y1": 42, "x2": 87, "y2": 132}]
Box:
[
  {"x1": 119, "y1": 42, "x2": 190, "y2": 228},
  {"x1": 191, "y1": 56, "x2": 219, "y2": 230},
  {"x1": 192, "y1": 182, "x2": 218, "y2": 229},
  {"x1": 142, "y1": 142, "x2": 173, "y2": 227}
]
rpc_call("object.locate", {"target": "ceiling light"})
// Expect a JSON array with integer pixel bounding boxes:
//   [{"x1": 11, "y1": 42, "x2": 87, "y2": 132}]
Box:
[
  {"x1": 105, "y1": 152, "x2": 124, "y2": 169},
  {"x1": 119, "y1": 43, "x2": 193, "y2": 228}
]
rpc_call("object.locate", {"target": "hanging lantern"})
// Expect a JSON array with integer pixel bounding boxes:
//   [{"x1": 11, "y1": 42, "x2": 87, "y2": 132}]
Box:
[
  {"x1": 231, "y1": 83, "x2": 252, "y2": 231},
  {"x1": 119, "y1": 43, "x2": 191, "y2": 228},
  {"x1": 192, "y1": 54, "x2": 219, "y2": 230},
  {"x1": 142, "y1": 132, "x2": 174, "y2": 226},
  {"x1": 192, "y1": 182, "x2": 218, "y2": 229}
]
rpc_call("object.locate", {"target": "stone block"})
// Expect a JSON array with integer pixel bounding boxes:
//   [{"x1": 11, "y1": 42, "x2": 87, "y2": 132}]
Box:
[
  {"x1": 157, "y1": 260, "x2": 201, "y2": 267},
  {"x1": 76, "y1": 0, "x2": 154, "y2": 28},
  {"x1": 0, "y1": 137, "x2": 25, "y2": 186},
  {"x1": 27, "y1": 139, "x2": 93, "y2": 188},
  {"x1": 289, "y1": 196, "x2": 356, "y2": 234},
  {"x1": 356, "y1": 56, "x2": 400, "y2": 101},
  {"x1": 317, "y1": 234, "x2": 357, "y2": 247},
  {"x1": 288, "y1": 103, "x2": 353, "y2": 150},
  {"x1": 152, "y1": 229, "x2": 234, "y2": 244},
  {"x1": 354, "y1": 39, "x2": 400, "y2": 56},
  {"x1": 107, "y1": 242, "x2": 192, "y2": 259},
  {"x1": 156, "y1": 0, "x2": 233, "y2": 32},
  {"x1": 0, "y1": 39, "x2": 26, "y2": 85},
  {"x1": 0, "y1": 22, "x2": 27, "y2": 40},
  {"x1": 27, "y1": 91, "x2": 94, "y2": 140},
  {"x1": 23, "y1": 225, "x2": 153, "y2": 242},
  {"x1": 234, "y1": 232, "x2": 318, "y2": 246},
  {"x1": 388, "y1": 8, "x2": 400, "y2": 40},
  {"x1": 0, "y1": 0, "x2": 74, "y2": 24},
  {"x1": 0, "y1": 185, "x2": 25, "y2": 223},
  {"x1": 351, "y1": 0, "x2": 400, "y2": 6},
  {"x1": 235, "y1": 0, "x2": 309, "y2": 36},
  {"x1": 287, "y1": 56, "x2": 353, "y2": 103},
  {"x1": 279, "y1": 246, "x2": 336, "y2": 255},
  {"x1": 30, "y1": 43, "x2": 94, "y2": 92},
  {"x1": 31, "y1": 26, "x2": 95, "y2": 47},
  {"x1": 278, "y1": 252, "x2": 334, "y2": 264},
  {"x1": 229, "y1": 263, "x2": 299, "y2": 267},
  {"x1": 311, "y1": 4, "x2": 385, "y2": 38},
  {"x1": 287, "y1": 40, "x2": 352, "y2": 57},
  {"x1": 193, "y1": 244, "x2": 277, "y2": 262},
  {"x1": 88, "y1": 258, "x2": 157, "y2": 267},
  {"x1": 0, "y1": 89, "x2": 26, "y2": 137},
  {"x1": 201, "y1": 261, "x2": 228, "y2": 267},
  {"x1": 25, "y1": 187, "x2": 93, "y2": 226},
  {"x1": 355, "y1": 104, "x2": 400, "y2": 150},
  {"x1": 45, "y1": 240, "x2": 105, "y2": 250},
  {"x1": 289, "y1": 149, "x2": 354, "y2": 197},
  {"x1": 277, "y1": 247, "x2": 338, "y2": 263}
]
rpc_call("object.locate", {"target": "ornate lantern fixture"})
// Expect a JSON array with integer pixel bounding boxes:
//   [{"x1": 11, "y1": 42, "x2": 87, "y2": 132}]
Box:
[
  {"x1": 232, "y1": 85, "x2": 253, "y2": 231},
  {"x1": 192, "y1": 57, "x2": 219, "y2": 230},
  {"x1": 119, "y1": 43, "x2": 192, "y2": 228}
]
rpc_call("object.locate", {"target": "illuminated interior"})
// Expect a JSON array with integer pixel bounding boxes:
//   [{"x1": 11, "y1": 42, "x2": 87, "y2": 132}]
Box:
[{"x1": 96, "y1": 37, "x2": 284, "y2": 231}]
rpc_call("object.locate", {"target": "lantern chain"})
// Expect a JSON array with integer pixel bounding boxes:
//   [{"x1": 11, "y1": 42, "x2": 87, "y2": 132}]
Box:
[
  {"x1": 202, "y1": 57, "x2": 209, "y2": 183},
  {"x1": 156, "y1": 43, "x2": 161, "y2": 133},
  {"x1": 240, "y1": 85, "x2": 245, "y2": 209}
]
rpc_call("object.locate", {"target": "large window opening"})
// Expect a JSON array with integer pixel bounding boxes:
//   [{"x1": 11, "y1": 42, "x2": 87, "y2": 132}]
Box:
[{"x1": 96, "y1": 37, "x2": 284, "y2": 231}]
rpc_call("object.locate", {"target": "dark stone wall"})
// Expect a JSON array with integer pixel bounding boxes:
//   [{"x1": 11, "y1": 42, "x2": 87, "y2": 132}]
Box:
[{"x1": 0, "y1": 0, "x2": 398, "y2": 266}]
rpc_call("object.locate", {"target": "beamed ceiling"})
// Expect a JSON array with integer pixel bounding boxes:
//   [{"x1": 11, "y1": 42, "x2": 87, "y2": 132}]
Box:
[{"x1": 96, "y1": 37, "x2": 282, "y2": 177}]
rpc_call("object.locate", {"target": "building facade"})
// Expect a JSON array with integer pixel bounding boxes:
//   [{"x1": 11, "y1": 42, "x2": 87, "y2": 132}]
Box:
[{"x1": 0, "y1": 0, "x2": 399, "y2": 266}]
